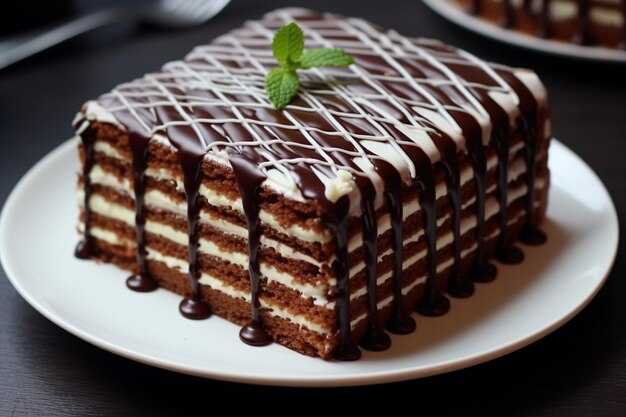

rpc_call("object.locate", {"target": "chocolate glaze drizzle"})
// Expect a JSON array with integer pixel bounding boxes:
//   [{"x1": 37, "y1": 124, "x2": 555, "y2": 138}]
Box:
[
  {"x1": 382, "y1": 164, "x2": 416, "y2": 335},
  {"x1": 415, "y1": 159, "x2": 451, "y2": 317},
  {"x1": 327, "y1": 197, "x2": 361, "y2": 361},
  {"x1": 359, "y1": 187, "x2": 391, "y2": 351},
  {"x1": 76, "y1": 9, "x2": 550, "y2": 360},
  {"x1": 503, "y1": 75, "x2": 548, "y2": 247},
  {"x1": 465, "y1": 126, "x2": 498, "y2": 284},
  {"x1": 174, "y1": 143, "x2": 212, "y2": 320},
  {"x1": 437, "y1": 134, "x2": 473, "y2": 298},
  {"x1": 494, "y1": 125, "x2": 524, "y2": 265},
  {"x1": 232, "y1": 155, "x2": 272, "y2": 346},
  {"x1": 126, "y1": 133, "x2": 158, "y2": 292}
]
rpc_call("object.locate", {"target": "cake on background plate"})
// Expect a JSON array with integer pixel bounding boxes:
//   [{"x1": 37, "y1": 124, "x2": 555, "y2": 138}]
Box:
[
  {"x1": 73, "y1": 8, "x2": 550, "y2": 360},
  {"x1": 449, "y1": 0, "x2": 626, "y2": 49}
]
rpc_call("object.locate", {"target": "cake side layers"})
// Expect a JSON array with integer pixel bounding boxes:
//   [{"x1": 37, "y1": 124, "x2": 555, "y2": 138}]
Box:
[{"x1": 74, "y1": 119, "x2": 548, "y2": 357}]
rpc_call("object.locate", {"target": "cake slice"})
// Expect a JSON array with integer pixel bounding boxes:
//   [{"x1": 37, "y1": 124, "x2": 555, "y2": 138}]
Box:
[{"x1": 74, "y1": 8, "x2": 551, "y2": 360}]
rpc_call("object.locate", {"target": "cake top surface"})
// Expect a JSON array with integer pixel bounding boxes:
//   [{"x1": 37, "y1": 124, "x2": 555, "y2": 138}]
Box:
[{"x1": 80, "y1": 8, "x2": 548, "y2": 213}]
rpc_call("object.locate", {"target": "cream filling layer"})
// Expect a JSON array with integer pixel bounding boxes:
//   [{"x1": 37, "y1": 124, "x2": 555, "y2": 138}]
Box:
[
  {"x1": 79, "y1": 193, "x2": 329, "y2": 300},
  {"x1": 89, "y1": 138, "x2": 531, "y2": 255},
  {"x1": 79, "y1": 170, "x2": 542, "y2": 310},
  {"x1": 348, "y1": 225, "x2": 507, "y2": 327},
  {"x1": 146, "y1": 247, "x2": 331, "y2": 334},
  {"x1": 80, "y1": 103, "x2": 308, "y2": 203},
  {"x1": 93, "y1": 141, "x2": 329, "y2": 244},
  {"x1": 84, "y1": 169, "x2": 325, "y2": 267},
  {"x1": 347, "y1": 179, "x2": 541, "y2": 279},
  {"x1": 87, "y1": 224, "x2": 507, "y2": 336}
]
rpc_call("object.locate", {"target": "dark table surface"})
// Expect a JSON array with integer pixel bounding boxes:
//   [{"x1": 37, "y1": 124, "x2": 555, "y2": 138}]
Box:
[{"x1": 1, "y1": 0, "x2": 625, "y2": 415}]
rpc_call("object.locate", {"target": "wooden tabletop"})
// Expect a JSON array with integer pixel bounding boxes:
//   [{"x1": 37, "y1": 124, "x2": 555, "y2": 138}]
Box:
[{"x1": 1, "y1": 0, "x2": 624, "y2": 415}]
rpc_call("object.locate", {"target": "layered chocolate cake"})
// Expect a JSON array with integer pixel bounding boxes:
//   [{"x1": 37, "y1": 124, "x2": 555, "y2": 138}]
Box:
[
  {"x1": 448, "y1": 0, "x2": 626, "y2": 48},
  {"x1": 74, "y1": 8, "x2": 551, "y2": 360}
]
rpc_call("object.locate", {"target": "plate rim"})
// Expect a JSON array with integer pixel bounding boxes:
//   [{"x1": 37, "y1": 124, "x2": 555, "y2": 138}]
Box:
[
  {"x1": 0, "y1": 138, "x2": 619, "y2": 387},
  {"x1": 421, "y1": 0, "x2": 626, "y2": 63}
]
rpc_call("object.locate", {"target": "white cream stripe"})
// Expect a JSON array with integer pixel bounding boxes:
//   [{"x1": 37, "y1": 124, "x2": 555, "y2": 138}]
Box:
[
  {"x1": 82, "y1": 148, "x2": 545, "y2": 280},
  {"x1": 89, "y1": 134, "x2": 532, "y2": 252},
  {"x1": 147, "y1": 247, "x2": 332, "y2": 334},
  {"x1": 348, "y1": 224, "x2": 509, "y2": 329},
  {"x1": 80, "y1": 174, "x2": 542, "y2": 312}
]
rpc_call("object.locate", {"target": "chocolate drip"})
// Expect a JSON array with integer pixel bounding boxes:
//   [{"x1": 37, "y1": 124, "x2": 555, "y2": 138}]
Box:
[
  {"x1": 75, "y1": 122, "x2": 96, "y2": 259},
  {"x1": 416, "y1": 119, "x2": 471, "y2": 297},
  {"x1": 327, "y1": 197, "x2": 361, "y2": 361},
  {"x1": 415, "y1": 161, "x2": 450, "y2": 317},
  {"x1": 573, "y1": 0, "x2": 591, "y2": 44},
  {"x1": 522, "y1": 0, "x2": 533, "y2": 14},
  {"x1": 382, "y1": 166, "x2": 416, "y2": 335},
  {"x1": 520, "y1": 116, "x2": 547, "y2": 246},
  {"x1": 126, "y1": 134, "x2": 158, "y2": 292},
  {"x1": 410, "y1": 110, "x2": 471, "y2": 297},
  {"x1": 110, "y1": 106, "x2": 162, "y2": 292},
  {"x1": 494, "y1": 68, "x2": 548, "y2": 248},
  {"x1": 359, "y1": 192, "x2": 391, "y2": 351},
  {"x1": 385, "y1": 51, "x2": 499, "y2": 288},
  {"x1": 462, "y1": 72, "x2": 526, "y2": 266},
  {"x1": 494, "y1": 127, "x2": 524, "y2": 265},
  {"x1": 441, "y1": 147, "x2": 474, "y2": 298},
  {"x1": 140, "y1": 101, "x2": 214, "y2": 319},
  {"x1": 174, "y1": 142, "x2": 211, "y2": 320},
  {"x1": 289, "y1": 163, "x2": 361, "y2": 359},
  {"x1": 467, "y1": 135, "x2": 498, "y2": 283},
  {"x1": 434, "y1": 107, "x2": 497, "y2": 284},
  {"x1": 231, "y1": 155, "x2": 272, "y2": 346}
]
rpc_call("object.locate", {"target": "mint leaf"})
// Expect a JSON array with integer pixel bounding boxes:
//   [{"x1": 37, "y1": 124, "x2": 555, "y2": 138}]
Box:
[
  {"x1": 265, "y1": 67, "x2": 300, "y2": 109},
  {"x1": 272, "y1": 22, "x2": 304, "y2": 66},
  {"x1": 266, "y1": 23, "x2": 354, "y2": 109},
  {"x1": 300, "y1": 48, "x2": 354, "y2": 69}
]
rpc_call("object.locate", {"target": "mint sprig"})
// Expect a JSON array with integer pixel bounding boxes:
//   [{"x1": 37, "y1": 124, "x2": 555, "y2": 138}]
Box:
[
  {"x1": 266, "y1": 67, "x2": 300, "y2": 110},
  {"x1": 265, "y1": 23, "x2": 354, "y2": 109}
]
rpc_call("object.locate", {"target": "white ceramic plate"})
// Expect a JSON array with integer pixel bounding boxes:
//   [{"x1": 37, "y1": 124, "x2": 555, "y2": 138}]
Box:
[
  {"x1": 422, "y1": 0, "x2": 626, "y2": 63},
  {"x1": 0, "y1": 139, "x2": 618, "y2": 387}
]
